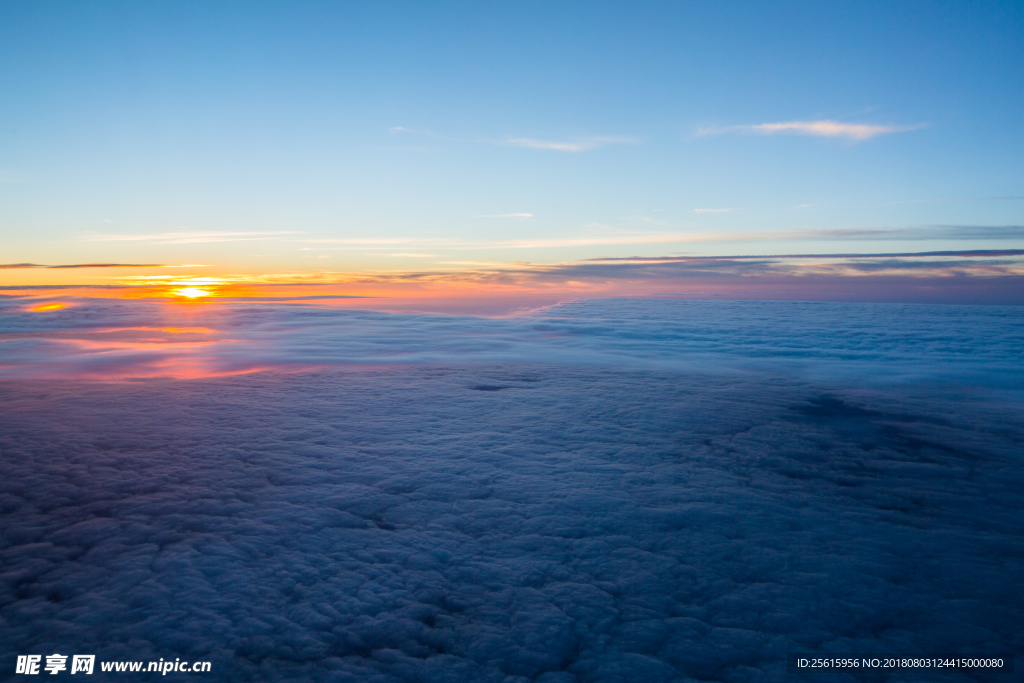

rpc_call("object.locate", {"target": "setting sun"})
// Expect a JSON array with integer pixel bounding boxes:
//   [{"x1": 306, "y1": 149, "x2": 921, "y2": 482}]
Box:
[
  {"x1": 29, "y1": 302, "x2": 66, "y2": 312},
  {"x1": 173, "y1": 288, "x2": 211, "y2": 298}
]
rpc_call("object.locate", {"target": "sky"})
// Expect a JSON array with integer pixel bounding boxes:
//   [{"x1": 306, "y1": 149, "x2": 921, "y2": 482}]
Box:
[
  {"x1": 1, "y1": 0, "x2": 1023, "y2": 304},
  {"x1": 3, "y1": 6, "x2": 1023, "y2": 677}
]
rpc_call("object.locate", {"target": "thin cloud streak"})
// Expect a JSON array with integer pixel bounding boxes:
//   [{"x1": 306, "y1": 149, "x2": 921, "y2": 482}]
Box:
[
  {"x1": 303, "y1": 225, "x2": 1024, "y2": 250},
  {"x1": 304, "y1": 234, "x2": 700, "y2": 249},
  {"x1": 504, "y1": 136, "x2": 638, "y2": 152},
  {"x1": 885, "y1": 196, "x2": 1024, "y2": 205},
  {"x1": 83, "y1": 231, "x2": 302, "y2": 244},
  {"x1": 698, "y1": 120, "x2": 926, "y2": 140},
  {"x1": 584, "y1": 250, "x2": 1024, "y2": 262},
  {"x1": 1, "y1": 263, "x2": 201, "y2": 269}
]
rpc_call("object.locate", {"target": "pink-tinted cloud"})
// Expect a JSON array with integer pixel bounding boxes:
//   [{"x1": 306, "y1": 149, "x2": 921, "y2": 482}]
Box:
[{"x1": 698, "y1": 119, "x2": 925, "y2": 140}]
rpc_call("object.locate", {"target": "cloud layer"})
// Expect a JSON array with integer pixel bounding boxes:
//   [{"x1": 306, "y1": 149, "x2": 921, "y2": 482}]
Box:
[
  {"x1": 33, "y1": 246, "x2": 1015, "y2": 309},
  {"x1": 2, "y1": 297, "x2": 1022, "y2": 386},
  {"x1": 0, "y1": 365, "x2": 1020, "y2": 681},
  {"x1": 1, "y1": 298, "x2": 1021, "y2": 680}
]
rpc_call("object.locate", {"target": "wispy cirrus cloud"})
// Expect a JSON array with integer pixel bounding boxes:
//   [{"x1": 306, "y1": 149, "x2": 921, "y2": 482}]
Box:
[
  {"x1": 388, "y1": 126, "x2": 639, "y2": 152},
  {"x1": 300, "y1": 225, "x2": 1024, "y2": 251},
  {"x1": 504, "y1": 136, "x2": 638, "y2": 152},
  {"x1": 786, "y1": 224, "x2": 1024, "y2": 241},
  {"x1": 697, "y1": 120, "x2": 925, "y2": 141},
  {"x1": 583, "y1": 250, "x2": 1024, "y2": 262},
  {"x1": 884, "y1": 195, "x2": 1024, "y2": 206},
  {"x1": 472, "y1": 213, "x2": 533, "y2": 218},
  {"x1": 83, "y1": 231, "x2": 301, "y2": 244},
  {"x1": 302, "y1": 233, "x2": 696, "y2": 249}
]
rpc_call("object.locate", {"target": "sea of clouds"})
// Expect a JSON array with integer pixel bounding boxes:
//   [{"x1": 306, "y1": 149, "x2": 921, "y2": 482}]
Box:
[
  {"x1": 0, "y1": 297, "x2": 1021, "y2": 681},
  {"x1": 1, "y1": 297, "x2": 1022, "y2": 386}
]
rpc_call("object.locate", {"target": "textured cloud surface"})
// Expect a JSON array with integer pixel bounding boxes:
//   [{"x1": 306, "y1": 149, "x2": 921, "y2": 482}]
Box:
[
  {"x1": 0, "y1": 298, "x2": 1022, "y2": 681},
  {"x1": 2, "y1": 297, "x2": 1022, "y2": 386}
]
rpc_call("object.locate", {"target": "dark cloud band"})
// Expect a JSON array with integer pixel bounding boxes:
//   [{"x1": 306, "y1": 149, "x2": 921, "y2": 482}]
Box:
[{"x1": 584, "y1": 249, "x2": 1024, "y2": 261}]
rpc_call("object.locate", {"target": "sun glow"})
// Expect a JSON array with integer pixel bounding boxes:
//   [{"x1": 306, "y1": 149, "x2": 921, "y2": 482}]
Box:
[
  {"x1": 173, "y1": 288, "x2": 211, "y2": 298},
  {"x1": 29, "y1": 302, "x2": 67, "y2": 312}
]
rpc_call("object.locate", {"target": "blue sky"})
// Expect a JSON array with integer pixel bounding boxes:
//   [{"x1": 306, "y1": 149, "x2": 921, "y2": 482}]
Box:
[{"x1": 1, "y1": 0, "x2": 1022, "y2": 288}]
